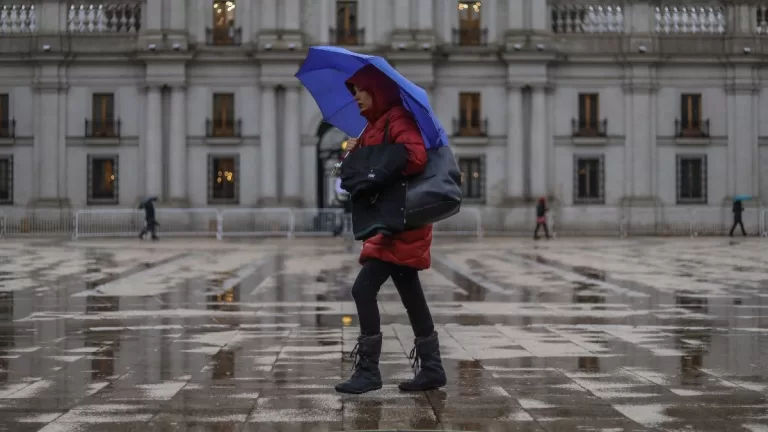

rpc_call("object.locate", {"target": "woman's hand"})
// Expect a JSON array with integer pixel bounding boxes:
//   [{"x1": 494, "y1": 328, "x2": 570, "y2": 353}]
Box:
[{"x1": 346, "y1": 138, "x2": 358, "y2": 150}]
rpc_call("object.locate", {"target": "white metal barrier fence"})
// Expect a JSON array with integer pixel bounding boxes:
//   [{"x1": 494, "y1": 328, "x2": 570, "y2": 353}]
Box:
[
  {"x1": 2, "y1": 209, "x2": 74, "y2": 237},
  {"x1": 75, "y1": 208, "x2": 220, "y2": 239},
  {"x1": 219, "y1": 208, "x2": 293, "y2": 238},
  {"x1": 0, "y1": 206, "x2": 762, "y2": 239}
]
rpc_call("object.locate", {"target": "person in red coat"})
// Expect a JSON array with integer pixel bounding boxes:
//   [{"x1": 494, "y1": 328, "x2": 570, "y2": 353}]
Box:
[{"x1": 334, "y1": 64, "x2": 447, "y2": 395}]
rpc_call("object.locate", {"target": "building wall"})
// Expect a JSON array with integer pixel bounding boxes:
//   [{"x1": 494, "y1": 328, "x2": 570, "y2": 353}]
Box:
[{"x1": 0, "y1": 0, "x2": 763, "y2": 234}]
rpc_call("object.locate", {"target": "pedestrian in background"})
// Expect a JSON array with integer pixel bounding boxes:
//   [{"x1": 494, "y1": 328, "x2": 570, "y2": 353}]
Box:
[
  {"x1": 534, "y1": 196, "x2": 550, "y2": 240},
  {"x1": 138, "y1": 197, "x2": 159, "y2": 241},
  {"x1": 729, "y1": 198, "x2": 747, "y2": 237}
]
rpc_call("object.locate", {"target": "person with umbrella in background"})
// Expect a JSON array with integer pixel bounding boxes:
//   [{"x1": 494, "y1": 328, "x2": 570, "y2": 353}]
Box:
[
  {"x1": 730, "y1": 194, "x2": 751, "y2": 237},
  {"x1": 138, "y1": 196, "x2": 159, "y2": 240},
  {"x1": 297, "y1": 51, "x2": 448, "y2": 395},
  {"x1": 534, "y1": 196, "x2": 550, "y2": 240}
]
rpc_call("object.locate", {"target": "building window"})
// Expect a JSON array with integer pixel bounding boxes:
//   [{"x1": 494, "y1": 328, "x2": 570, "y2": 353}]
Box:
[
  {"x1": 458, "y1": 92, "x2": 482, "y2": 136},
  {"x1": 208, "y1": 154, "x2": 239, "y2": 204},
  {"x1": 576, "y1": 93, "x2": 604, "y2": 136},
  {"x1": 212, "y1": 93, "x2": 236, "y2": 137},
  {"x1": 90, "y1": 93, "x2": 117, "y2": 137},
  {"x1": 457, "y1": 1, "x2": 483, "y2": 45},
  {"x1": 211, "y1": 1, "x2": 237, "y2": 45},
  {"x1": 677, "y1": 155, "x2": 707, "y2": 204},
  {"x1": 458, "y1": 157, "x2": 484, "y2": 201},
  {"x1": 574, "y1": 155, "x2": 604, "y2": 204},
  {"x1": 87, "y1": 155, "x2": 118, "y2": 205},
  {"x1": 335, "y1": 1, "x2": 359, "y2": 45},
  {"x1": 0, "y1": 156, "x2": 12, "y2": 205},
  {"x1": 679, "y1": 93, "x2": 706, "y2": 137},
  {"x1": 0, "y1": 94, "x2": 9, "y2": 138}
]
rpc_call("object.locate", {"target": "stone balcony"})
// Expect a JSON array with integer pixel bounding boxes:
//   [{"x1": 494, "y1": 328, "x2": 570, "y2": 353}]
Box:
[{"x1": 543, "y1": 1, "x2": 768, "y2": 57}]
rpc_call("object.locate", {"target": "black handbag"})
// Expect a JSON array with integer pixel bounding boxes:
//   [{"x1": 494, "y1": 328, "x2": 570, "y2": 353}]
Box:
[
  {"x1": 342, "y1": 117, "x2": 463, "y2": 239},
  {"x1": 340, "y1": 121, "x2": 408, "y2": 199},
  {"x1": 403, "y1": 145, "x2": 462, "y2": 229}
]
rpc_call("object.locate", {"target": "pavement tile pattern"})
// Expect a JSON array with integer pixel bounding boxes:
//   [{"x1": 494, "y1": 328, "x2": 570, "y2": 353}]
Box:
[{"x1": 0, "y1": 237, "x2": 766, "y2": 431}]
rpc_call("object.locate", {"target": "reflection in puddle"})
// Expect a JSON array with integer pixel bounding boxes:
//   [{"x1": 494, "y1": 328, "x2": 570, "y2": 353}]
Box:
[{"x1": 212, "y1": 349, "x2": 235, "y2": 380}]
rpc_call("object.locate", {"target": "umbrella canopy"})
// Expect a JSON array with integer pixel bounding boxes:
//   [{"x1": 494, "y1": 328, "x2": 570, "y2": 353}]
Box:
[
  {"x1": 295, "y1": 46, "x2": 448, "y2": 149},
  {"x1": 734, "y1": 194, "x2": 753, "y2": 202},
  {"x1": 139, "y1": 196, "x2": 158, "y2": 208}
]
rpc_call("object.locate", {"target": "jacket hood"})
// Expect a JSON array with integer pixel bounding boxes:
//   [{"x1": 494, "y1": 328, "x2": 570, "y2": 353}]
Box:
[{"x1": 345, "y1": 65, "x2": 403, "y2": 123}]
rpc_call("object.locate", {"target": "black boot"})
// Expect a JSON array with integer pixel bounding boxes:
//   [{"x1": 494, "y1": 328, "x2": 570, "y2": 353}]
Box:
[
  {"x1": 335, "y1": 333, "x2": 383, "y2": 394},
  {"x1": 398, "y1": 331, "x2": 447, "y2": 392}
]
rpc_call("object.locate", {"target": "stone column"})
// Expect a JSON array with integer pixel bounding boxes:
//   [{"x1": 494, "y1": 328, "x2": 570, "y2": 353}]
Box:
[
  {"x1": 529, "y1": 0, "x2": 548, "y2": 31},
  {"x1": 441, "y1": 0, "x2": 454, "y2": 44},
  {"x1": 168, "y1": 86, "x2": 187, "y2": 201},
  {"x1": 238, "y1": 0, "x2": 252, "y2": 43},
  {"x1": 283, "y1": 0, "x2": 300, "y2": 30},
  {"x1": 260, "y1": 85, "x2": 278, "y2": 203},
  {"x1": 35, "y1": 87, "x2": 60, "y2": 201},
  {"x1": 728, "y1": 84, "x2": 758, "y2": 196},
  {"x1": 260, "y1": 0, "x2": 277, "y2": 31},
  {"x1": 394, "y1": 0, "x2": 410, "y2": 30},
  {"x1": 508, "y1": 0, "x2": 524, "y2": 29},
  {"x1": 196, "y1": 0, "x2": 207, "y2": 44},
  {"x1": 282, "y1": 85, "x2": 301, "y2": 202},
  {"x1": 363, "y1": 0, "x2": 376, "y2": 45},
  {"x1": 506, "y1": 85, "x2": 524, "y2": 198},
  {"x1": 482, "y1": 0, "x2": 497, "y2": 43},
  {"x1": 145, "y1": 86, "x2": 163, "y2": 198},
  {"x1": 168, "y1": 0, "x2": 186, "y2": 31},
  {"x1": 530, "y1": 86, "x2": 547, "y2": 198},
  {"x1": 319, "y1": 0, "x2": 331, "y2": 44},
  {"x1": 416, "y1": 0, "x2": 433, "y2": 30},
  {"x1": 630, "y1": 88, "x2": 653, "y2": 197},
  {"x1": 622, "y1": 89, "x2": 633, "y2": 198},
  {"x1": 144, "y1": 0, "x2": 163, "y2": 31}
]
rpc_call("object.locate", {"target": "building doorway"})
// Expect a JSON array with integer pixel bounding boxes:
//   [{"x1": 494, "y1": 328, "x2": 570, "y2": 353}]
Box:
[{"x1": 316, "y1": 122, "x2": 349, "y2": 208}]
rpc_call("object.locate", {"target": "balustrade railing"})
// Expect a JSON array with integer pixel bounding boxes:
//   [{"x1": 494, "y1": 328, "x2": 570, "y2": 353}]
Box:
[
  {"x1": 67, "y1": 3, "x2": 142, "y2": 33},
  {"x1": 655, "y1": 5, "x2": 726, "y2": 34},
  {"x1": 0, "y1": 5, "x2": 36, "y2": 33},
  {"x1": 551, "y1": 4, "x2": 624, "y2": 34}
]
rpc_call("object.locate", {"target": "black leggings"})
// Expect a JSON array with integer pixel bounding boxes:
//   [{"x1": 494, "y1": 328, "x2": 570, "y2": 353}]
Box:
[
  {"x1": 730, "y1": 219, "x2": 746, "y2": 236},
  {"x1": 534, "y1": 222, "x2": 549, "y2": 238},
  {"x1": 351, "y1": 259, "x2": 434, "y2": 338}
]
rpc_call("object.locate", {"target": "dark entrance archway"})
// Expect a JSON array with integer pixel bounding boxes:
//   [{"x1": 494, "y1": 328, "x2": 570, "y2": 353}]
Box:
[{"x1": 315, "y1": 122, "x2": 349, "y2": 208}]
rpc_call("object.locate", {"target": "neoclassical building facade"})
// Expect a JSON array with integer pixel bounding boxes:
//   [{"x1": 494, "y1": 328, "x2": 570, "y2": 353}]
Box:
[{"x1": 0, "y1": 0, "x2": 767, "y2": 226}]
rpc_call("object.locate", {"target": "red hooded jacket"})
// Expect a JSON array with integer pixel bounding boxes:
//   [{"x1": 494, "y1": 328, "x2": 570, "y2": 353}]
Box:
[{"x1": 345, "y1": 65, "x2": 432, "y2": 270}]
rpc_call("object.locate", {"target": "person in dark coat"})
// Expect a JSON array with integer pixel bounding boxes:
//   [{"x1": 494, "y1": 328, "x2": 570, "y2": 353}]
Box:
[
  {"x1": 534, "y1": 196, "x2": 550, "y2": 240},
  {"x1": 138, "y1": 198, "x2": 159, "y2": 240},
  {"x1": 729, "y1": 199, "x2": 747, "y2": 237},
  {"x1": 334, "y1": 64, "x2": 446, "y2": 395}
]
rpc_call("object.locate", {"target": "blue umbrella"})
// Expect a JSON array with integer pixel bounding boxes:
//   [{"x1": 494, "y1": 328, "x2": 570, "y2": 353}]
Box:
[
  {"x1": 734, "y1": 194, "x2": 752, "y2": 201},
  {"x1": 295, "y1": 46, "x2": 448, "y2": 149}
]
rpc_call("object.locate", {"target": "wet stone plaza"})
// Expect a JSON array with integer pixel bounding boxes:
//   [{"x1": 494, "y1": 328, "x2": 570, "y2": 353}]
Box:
[{"x1": 0, "y1": 237, "x2": 767, "y2": 432}]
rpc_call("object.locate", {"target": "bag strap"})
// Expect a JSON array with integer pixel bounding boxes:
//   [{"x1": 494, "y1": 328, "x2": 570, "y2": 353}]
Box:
[{"x1": 383, "y1": 118, "x2": 391, "y2": 144}]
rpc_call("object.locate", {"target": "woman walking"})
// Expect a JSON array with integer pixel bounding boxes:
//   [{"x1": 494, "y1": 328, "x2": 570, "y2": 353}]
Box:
[
  {"x1": 334, "y1": 65, "x2": 447, "y2": 395},
  {"x1": 534, "y1": 196, "x2": 550, "y2": 240}
]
